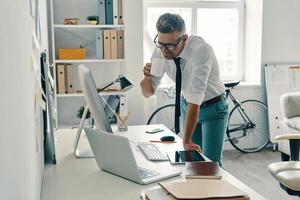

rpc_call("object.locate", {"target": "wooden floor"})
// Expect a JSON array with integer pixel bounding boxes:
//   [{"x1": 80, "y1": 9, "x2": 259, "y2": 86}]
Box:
[{"x1": 223, "y1": 148, "x2": 299, "y2": 200}]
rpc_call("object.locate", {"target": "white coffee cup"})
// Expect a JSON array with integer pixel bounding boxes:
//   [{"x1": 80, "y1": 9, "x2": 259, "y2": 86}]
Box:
[{"x1": 151, "y1": 58, "x2": 165, "y2": 77}]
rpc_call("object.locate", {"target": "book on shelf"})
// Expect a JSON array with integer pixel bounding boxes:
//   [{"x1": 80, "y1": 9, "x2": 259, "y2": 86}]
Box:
[{"x1": 185, "y1": 161, "x2": 222, "y2": 179}]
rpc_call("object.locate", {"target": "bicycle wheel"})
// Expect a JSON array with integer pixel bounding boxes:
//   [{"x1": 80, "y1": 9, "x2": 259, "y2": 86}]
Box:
[
  {"x1": 147, "y1": 104, "x2": 176, "y2": 133},
  {"x1": 226, "y1": 100, "x2": 269, "y2": 153}
]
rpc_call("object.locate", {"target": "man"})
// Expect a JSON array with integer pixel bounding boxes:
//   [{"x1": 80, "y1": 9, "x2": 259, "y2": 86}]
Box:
[{"x1": 140, "y1": 13, "x2": 228, "y2": 163}]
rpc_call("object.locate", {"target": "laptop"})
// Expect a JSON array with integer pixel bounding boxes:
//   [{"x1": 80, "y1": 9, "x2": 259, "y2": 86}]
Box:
[{"x1": 84, "y1": 128, "x2": 182, "y2": 185}]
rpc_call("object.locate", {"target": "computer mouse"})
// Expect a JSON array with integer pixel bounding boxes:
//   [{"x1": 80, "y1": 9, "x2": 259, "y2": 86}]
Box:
[{"x1": 160, "y1": 135, "x2": 175, "y2": 142}]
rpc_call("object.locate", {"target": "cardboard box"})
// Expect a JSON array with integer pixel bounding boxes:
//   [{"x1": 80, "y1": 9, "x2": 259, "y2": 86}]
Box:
[{"x1": 58, "y1": 48, "x2": 86, "y2": 59}]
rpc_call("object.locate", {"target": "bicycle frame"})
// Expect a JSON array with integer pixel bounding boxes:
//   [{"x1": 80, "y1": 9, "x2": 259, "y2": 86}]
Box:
[
  {"x1": 225, "y1": 89, "x2": 256, "y2": 134},
  {"x1": 159, "y1": 85, "x2": 256, "y2": 136}
]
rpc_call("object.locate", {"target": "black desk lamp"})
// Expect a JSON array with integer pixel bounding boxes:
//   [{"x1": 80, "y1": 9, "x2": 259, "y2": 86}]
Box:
[{"x1": 98, "y1": 75, "x2": 133, "y2": 92}]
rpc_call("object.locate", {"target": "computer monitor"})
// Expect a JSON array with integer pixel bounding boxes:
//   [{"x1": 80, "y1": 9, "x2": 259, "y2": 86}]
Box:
[{"x1": 78, "y1": 64, "x2": 113, "y2": 133}]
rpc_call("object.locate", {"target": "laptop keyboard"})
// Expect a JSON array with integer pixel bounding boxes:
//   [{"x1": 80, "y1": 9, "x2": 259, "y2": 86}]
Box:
[
  {"x1": 137, "y1": 142, "x2": 169, "y2": 161},
  {"x1": 138, "y1": 167, "x2": 159, "y2": 179}
]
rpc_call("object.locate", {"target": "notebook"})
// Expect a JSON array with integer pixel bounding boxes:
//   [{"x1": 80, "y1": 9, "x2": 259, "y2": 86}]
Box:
[
  {"x1": 185, "y1": 161, "x2": 222, "y2": 179},
  {"x1": 158, "y1": 179, "x2": 249, "y2": 200}
]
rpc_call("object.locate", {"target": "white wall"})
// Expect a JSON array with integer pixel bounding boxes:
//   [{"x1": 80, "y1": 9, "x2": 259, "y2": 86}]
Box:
[
  {"x1": 0, "y1": 1, "x2": 48, "y2": 200},
  {"x1": 124, "y1": 0, "x2": 147, "y2": 125},
  {"x1": 262, "y1": 0, "x2": 300, "y2": 63}
]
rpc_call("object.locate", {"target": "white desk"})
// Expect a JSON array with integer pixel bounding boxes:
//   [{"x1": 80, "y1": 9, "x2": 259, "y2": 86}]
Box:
[{"x1": 42, "y1": 125, "x2": 266, "y2": 200}]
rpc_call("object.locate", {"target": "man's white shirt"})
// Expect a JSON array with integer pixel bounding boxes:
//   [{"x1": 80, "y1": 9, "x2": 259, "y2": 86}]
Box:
[{"x1": 151, "y1": 35, "x2": 225, "y2": 105}]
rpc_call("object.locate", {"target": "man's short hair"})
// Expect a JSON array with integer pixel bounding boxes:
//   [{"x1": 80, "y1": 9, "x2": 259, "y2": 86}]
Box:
[{"x1": 156, "y1": 13, "x2": 186, "y2": 35}]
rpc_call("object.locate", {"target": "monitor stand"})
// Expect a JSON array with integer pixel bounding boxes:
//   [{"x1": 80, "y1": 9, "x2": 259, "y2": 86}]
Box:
[
  {"x1": 75, "y1": 149, "x2": 94, "y2": 158},
  {"x1": 73, "y1": 106, "x2": 95, "y2": 158}
]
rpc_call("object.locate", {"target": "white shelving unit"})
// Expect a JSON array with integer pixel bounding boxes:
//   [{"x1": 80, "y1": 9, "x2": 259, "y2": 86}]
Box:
[
  {"x1": 54, "y1": 59, "x2": 125, "y2": 63},
  {"x1": 50, "y1": 0, "x2": 126, "y2": 129},
  {"x1": 56, "y1": 91, "x2": 126, "y2": 98},
  {"x1": 53, "y1": 24, "x2": 124, "y2": 28}
]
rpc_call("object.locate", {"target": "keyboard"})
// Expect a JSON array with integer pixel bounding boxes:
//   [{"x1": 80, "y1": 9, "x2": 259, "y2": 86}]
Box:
[
  {"x1": 138, "y1": 167, "x2": 159, "y2": 179},
  {"x1": 137, "y1": 142, "x2": 169, "y2": 161}
]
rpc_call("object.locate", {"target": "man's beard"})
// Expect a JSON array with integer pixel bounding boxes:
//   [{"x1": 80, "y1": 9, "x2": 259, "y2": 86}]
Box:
[{"x1": 162, "y1": 51, "x2": 175, "y2": 60}]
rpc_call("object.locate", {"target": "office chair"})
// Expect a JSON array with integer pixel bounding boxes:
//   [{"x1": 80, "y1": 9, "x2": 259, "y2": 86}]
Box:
[{"x1": 268, "y1": 92, "x2": 300, "y2": 196}]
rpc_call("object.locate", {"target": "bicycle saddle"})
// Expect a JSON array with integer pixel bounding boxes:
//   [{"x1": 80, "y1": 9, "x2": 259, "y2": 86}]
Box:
[{"x1": 224, "y1": 80, "x2": 240, "y2": 88}]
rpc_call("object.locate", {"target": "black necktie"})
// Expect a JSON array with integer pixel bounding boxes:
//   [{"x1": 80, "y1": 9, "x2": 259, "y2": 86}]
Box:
[{"x1": 173, "y1": 57, "x2": 181, "y2": 134}]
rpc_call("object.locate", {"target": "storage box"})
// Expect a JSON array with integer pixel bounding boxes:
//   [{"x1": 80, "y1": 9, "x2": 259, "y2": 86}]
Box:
[{"x1": 58, "y1": 48, "x2": 86, "y2": 60}]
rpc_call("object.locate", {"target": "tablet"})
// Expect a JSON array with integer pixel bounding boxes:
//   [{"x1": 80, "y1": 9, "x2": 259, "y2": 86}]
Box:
[{"x1": 167, "y1": 151, "x2": 205, "y2": 165}]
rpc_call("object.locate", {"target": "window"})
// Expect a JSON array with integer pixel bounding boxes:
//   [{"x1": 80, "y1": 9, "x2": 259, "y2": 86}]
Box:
[{"x1": 143, "y1": 0, "x2": 245, "y2": 84}]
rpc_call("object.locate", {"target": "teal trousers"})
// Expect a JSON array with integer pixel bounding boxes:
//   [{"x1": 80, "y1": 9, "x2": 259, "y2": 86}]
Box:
[{"x1": 181, "y1": 97, "x2": 229, "y2": 164}]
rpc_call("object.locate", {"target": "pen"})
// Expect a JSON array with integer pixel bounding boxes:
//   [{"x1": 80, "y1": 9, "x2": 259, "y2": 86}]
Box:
[
  {"x1": 145, "y1": 129, "x2": 164, "y2": 134},
  {"x1": 149, "y1": 140, "x2": 177, "y2": 143}
]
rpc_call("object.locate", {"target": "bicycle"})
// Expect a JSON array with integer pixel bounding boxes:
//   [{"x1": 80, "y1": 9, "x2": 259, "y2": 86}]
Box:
[{"x1": 147, "y1": 81, "x2": 269, "y2": 153}]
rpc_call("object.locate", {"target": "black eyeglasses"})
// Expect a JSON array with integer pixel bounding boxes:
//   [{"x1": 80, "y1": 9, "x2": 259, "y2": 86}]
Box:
[{"x1": 153, "y1": 34, "x2": 183, "y2": 50}]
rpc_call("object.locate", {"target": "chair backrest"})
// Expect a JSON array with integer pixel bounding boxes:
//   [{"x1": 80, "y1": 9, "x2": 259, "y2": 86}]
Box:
[
  {"x1": 280, "y1": 92, "x2": 300, "y2": 119},
  {"x1": 78, "y1": 64, "x2": 112, "y2": 133}
]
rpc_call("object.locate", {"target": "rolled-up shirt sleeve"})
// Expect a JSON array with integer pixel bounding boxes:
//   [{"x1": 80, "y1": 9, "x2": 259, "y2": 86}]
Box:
[
  {"x1": 152, "y1": 75, "x2": 162, "y2": 90},
  {"x1": 183, "y1": 44, "x2": 213, "y2": 105},
  {"x1": 151, "y1": 48, "x2": 164, "y2": 90}
]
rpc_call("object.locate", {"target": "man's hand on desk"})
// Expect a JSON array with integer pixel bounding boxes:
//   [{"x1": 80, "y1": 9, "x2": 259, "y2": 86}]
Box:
[{"x1": 183, "y1": 141, "x2": 202, "y2": 153}]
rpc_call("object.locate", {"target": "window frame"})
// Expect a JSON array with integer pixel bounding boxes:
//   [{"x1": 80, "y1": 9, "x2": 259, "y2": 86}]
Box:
[{"x1": 143, "y1": 0, "x2": 245, "y2": 81}]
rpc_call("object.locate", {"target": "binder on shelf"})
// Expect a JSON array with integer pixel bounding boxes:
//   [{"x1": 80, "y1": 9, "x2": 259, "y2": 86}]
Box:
[
  {"x1": 105, "y1": 0, "x2": 114, "y2": 25},
  {"x1": 113, "y1": 0, "x2": 118, "y2": 25},
  {"x1": 103, "y1": 30, "x2": 111, "y2": 59},
  {"x1": 97, "y1": 0, "x2": 106, "y2": 24},
  {"x1": 56, "y1": 64, "x2": 66, "y2": 94},
  {"x1": 117, "y1": 30, "x2": 124, "y2": 59},
  {"x1": 110, "y1": 29, "x2": 118, "y2": 59},
  {"x1": 118, "y1": 0, "x2": 123, "y2": 25},
  {"x1": 96, "y1": 29, "x2": 104, "y2": 59},
  {"x1": 66, "y1": 64, "x2": 74, "y2": 94}
]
